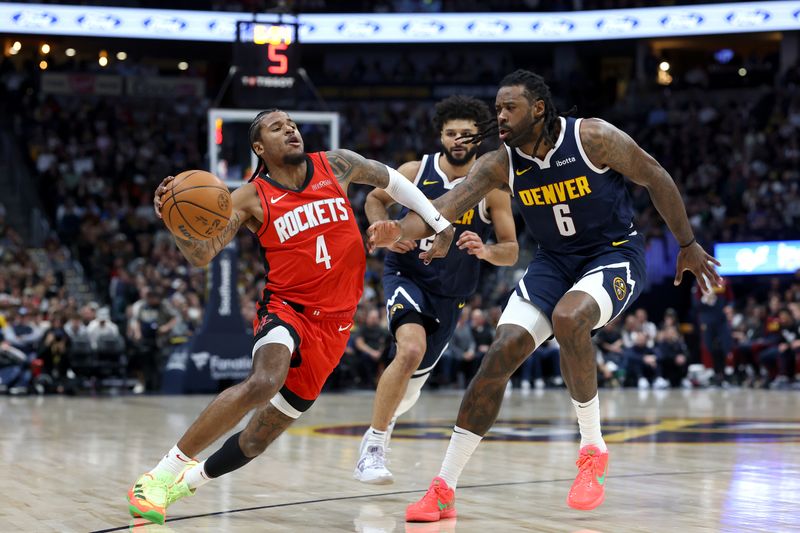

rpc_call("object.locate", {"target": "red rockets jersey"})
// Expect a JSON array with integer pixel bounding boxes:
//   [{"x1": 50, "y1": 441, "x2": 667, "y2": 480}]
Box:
[{"x1": 252, "y1": 152, "x2": 365, "y2": 315}]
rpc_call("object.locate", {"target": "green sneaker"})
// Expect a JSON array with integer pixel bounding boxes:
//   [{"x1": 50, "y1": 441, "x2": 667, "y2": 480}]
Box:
[
  {"x1": 127, "y1": 472, "x2": 172, "y2": 525},
  {"x1": 166, "y1": 461, "x2": 198, "y2": 508}
]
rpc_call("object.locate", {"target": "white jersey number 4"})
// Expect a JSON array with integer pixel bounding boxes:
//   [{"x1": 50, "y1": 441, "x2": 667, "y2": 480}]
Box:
[{"x1": 316, "y1": 235, "x2": 332, "y2": 270}]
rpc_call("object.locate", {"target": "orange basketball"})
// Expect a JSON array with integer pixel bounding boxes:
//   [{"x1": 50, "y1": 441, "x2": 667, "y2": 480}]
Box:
[{"x1": 160, "y1": 170, "x2": 232, "y2": 241}]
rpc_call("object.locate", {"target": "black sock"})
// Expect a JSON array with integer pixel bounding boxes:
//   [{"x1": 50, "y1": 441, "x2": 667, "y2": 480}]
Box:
[{"x1": 204, "y1": 432, "x2": 254, "y2": 478}]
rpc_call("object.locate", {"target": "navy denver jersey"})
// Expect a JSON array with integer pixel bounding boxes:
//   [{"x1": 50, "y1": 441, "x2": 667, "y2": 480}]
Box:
[
  {"x1": 384, "y1": 153, "x2": 493, "y2": 299},
  {"x1": 504, "y1": 116, "x2": 635, "y2": 255}
]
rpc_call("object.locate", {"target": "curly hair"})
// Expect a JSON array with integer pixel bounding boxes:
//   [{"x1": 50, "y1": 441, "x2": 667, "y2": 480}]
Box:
[{"x1": 432, "y1": 95, "x2": 492, "y2": 134}]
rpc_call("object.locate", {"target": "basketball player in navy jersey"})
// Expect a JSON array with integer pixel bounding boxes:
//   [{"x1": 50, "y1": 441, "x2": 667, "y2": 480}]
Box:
[
  {"x1": 369, "y1": 70, "x2": 722, "y2": 521},
  {"x1": 354, "y1": 96, "x2": 518, "y2": 484}
]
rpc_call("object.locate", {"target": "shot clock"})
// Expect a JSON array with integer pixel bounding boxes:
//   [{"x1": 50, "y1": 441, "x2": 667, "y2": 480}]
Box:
[{"x1": 233, "y1": 20, "x2": 299, "y2": 107}]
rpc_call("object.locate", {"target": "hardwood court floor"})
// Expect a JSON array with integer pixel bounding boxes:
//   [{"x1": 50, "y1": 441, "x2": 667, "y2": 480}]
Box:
[{"x1": 1, "y1": 388, "x2": 799, "y2": 533}]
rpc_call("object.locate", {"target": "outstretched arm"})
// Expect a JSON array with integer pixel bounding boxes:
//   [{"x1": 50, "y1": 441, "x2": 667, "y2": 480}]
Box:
[
  {"x1": 364, "y1": 160, "x2": 421, "y2": 254},
  {"x1": 154, "y1": 176, "x2": 256, "y2": 267},
  {"x1": 326, "y1": 148, "x2": 452, "y2": 238},
  {"x1": 363, "y1": 160, "x2": 421, "y2": 223},
  {"x1": 580, "y1": 118, "x2": 722, "y2": 292},
  {"x1": 368, "y1": 148, "x2": 510, "y2": 260}
]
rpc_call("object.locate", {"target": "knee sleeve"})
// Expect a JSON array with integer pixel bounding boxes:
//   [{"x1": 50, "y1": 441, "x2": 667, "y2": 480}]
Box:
[{"x1": 393, "y1": 373, "x2": 430, "y2": 418}]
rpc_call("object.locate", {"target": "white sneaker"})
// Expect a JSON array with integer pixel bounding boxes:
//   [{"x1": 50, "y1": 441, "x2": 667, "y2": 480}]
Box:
[
  {"x1": 654, "y1": 377, "x2": 670, "y2": 389},
  {"x1": 354, "y1": 445, "x2": 393, "y2": 484},
  {"x1": 534, "y1": 378, "x2": 546, "y2": 390},
  {"x1": 637, "y1": 377, "x2": 650, "y2": 390}
]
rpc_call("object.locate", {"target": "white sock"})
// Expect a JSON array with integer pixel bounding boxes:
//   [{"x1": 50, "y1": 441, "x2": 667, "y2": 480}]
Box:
[
  {"x1": 572, "y1": 394, "x2": 607, "y2": 452},
  {"x1": 150, "y1": 445, "x2": 194, "y2": 480},
  {"x1": 365, "y1": 427, "x2": 386, "y2": 450},
  {"x1": 437, "y1": 426, "x2": 482, "y2": 489},
  {"x1": 385, "y1": 417, "x2": 398, "y2": 449},
  {"x1": 182, "y1": 460, "x2": 213, "y2": 490}
]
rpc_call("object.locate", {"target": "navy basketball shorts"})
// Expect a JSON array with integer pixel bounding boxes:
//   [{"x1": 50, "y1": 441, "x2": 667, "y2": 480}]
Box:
[
  {"x1": 382, "y1": 272, "x2": 464, "y2": 378},
  {"x1": 498, "y1": 235, "x2": 647, "y2": 349}
]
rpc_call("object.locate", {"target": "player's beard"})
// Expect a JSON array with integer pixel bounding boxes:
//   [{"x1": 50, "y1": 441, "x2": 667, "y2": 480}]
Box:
[
  {"x1": 505, "y1": 114, "x2": 544, "y2": 148},
  {"x1": 442, "y1": 145, "x2": 477, "y2": 167},
  {"x1": 283, "y1": 152, "x2": 306, "y2": 166}
]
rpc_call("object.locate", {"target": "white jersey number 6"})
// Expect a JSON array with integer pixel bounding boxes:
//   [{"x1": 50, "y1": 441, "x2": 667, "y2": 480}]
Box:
[{"x1": 553, "y1": 204, "x2": 576, "y2": 237}]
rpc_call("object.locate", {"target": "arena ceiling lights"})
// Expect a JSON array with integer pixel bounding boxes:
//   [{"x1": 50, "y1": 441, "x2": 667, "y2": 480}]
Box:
[{"x1": 1, "y1": 1, "x2": 798, "y2": 43}]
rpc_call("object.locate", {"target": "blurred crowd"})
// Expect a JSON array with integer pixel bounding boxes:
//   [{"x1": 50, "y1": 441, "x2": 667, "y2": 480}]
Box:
[{"x1": 0, "y1": 51, "x2": 798, "y2": 395}]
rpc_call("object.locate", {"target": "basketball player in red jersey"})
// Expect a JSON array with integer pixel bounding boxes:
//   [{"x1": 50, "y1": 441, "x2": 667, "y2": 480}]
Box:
[{"x1": 126, "y1": 109, "x2": 454, "y2": 525}]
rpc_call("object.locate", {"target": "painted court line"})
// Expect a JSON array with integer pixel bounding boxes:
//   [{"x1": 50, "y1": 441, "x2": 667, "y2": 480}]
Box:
[{"x1": 92, "y1": 467, "x2": 737, "y2": 532}]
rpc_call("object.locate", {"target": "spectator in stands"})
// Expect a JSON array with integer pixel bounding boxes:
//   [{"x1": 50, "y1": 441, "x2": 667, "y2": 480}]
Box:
[
  {"x1": 622, "y1": 315, "x2": 669, "y2": 389},
  {"x1": 354, "y1": 308, "x2": 388, "y2": 389},
  {"x1": 64, "y1": 313, "x2": 87, "y2": 340},
  {"x1": 595, "y1": 316, "x2": 626, "y2": 388},
  {"x1": 656, "y1": 325, "x2": 690, "y2": 388},
  {"x1": 37, "y1": 314, "x2": 73, "y2": 393},
  {"x1": 3, "y1": 308, "x2": 42, "y2": 354},
  {"x1": 518, "y1": 339, "x2": 562, "y2": 392},
  {"x1": 439, "y1": 307, "x2": 475, "y2": 389},
  {"x1": 0, "y1": 320, "x2": 31, "y2": 394},
  {"x1": 635, "y1": 308, "x2": 657, "y2": 348},
  {"x1": 695, "y1": 283, "x2": 733, "y2": 387},
  {"x1": 759, "y1": 308, "x2": 799, "y2": 389},
  {"x1": 87, "y1": 307, "x2": 122, "y2": 350},
  {"x1": 467, "y1": 308, "x2": 492, "y2": 384},
  {"x1": 128, "y1": 287, "x2": 176, "y2": 393}
]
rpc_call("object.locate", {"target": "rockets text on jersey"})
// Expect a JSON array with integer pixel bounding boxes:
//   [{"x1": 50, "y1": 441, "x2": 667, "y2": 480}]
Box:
[{"x1": 252, "y1": 152, "x2": 365, "y2": 315}]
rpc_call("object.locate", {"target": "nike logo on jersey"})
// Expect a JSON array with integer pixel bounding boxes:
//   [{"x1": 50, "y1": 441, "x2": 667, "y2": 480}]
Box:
[
  {"x1": 271, "y1": 193, "x2": 289, "y2": 204},
  {"x1": 338, "y1": 323, "x2": 351, "y2": 332},
  {"x1": 458, "y1": 302, "x2": 465, "y2": 309},
  {"x1": 612, "y1": 240, "x2": 629, "y2": 247},
  {"x1": 515, "y1": 167, "x2": 532, "y2": 176},
  {"x1": 274, "y1": 197, "x2": 350, "y2": 243},
  {"x1": 423, "y1": 179, "x2": 438, "y2": 186}
]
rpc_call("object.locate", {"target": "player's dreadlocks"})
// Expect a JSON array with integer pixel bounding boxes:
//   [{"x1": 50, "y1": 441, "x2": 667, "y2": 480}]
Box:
[
  {"x1": 247, "y1": 108, "x2": 281, "y2": 182},
  {"x1": 460, "y1": 70, "x2": 575, "y2": 155},
  {"x1": 432, "y1": 95, "x2": 493, "y2": 134}
]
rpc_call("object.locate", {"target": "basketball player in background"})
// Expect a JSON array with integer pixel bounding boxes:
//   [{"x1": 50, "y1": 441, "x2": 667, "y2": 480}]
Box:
[
  {"x1": 126, "y1": 109, "x2": 455, "y2": 525},
  {"x1": 354, "y1": 95, "x2": 518, "y2": 484},
  {"x1": 369, "y1": 70, "x2": 722, "y2": 521}
]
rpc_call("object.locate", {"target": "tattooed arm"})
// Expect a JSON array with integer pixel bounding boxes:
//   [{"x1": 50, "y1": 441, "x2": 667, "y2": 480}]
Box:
[
  {"x1": 370, "y1": 148, "x2": 510, "y2": 250},
  {"x1": 579, "y1": 118, "x2": 722, "y2": 292},
  {"x1": 327, "y1": 148, "x2": 452, "y2": 241},
  {"x1": 326, "y1": 149, "x2": 393, "y2": 191},
  {"x1": 154, "y1": 177, "x2": 259, "y2": 267}
]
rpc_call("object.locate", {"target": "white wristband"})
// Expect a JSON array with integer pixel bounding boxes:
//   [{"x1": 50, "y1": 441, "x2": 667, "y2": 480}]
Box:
[{"x1": 384, "y1": 166, "x2": 450, "y2": 233}]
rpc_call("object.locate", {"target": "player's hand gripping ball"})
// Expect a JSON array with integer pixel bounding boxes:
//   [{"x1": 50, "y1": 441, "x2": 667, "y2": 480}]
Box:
[{"x1": 155, "y1": 170, "x2": 233, "y2": 241}]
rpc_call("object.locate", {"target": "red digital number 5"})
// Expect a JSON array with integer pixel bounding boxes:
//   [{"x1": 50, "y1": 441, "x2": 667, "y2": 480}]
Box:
[{"x1": 267, "y1": 43, "x2": 288, "y2": 75}]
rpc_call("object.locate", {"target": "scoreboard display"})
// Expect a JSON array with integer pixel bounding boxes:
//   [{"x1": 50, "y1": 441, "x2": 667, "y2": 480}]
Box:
[{"x1": 233, "y1": 21, "x2": 298, "y2": 107}]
